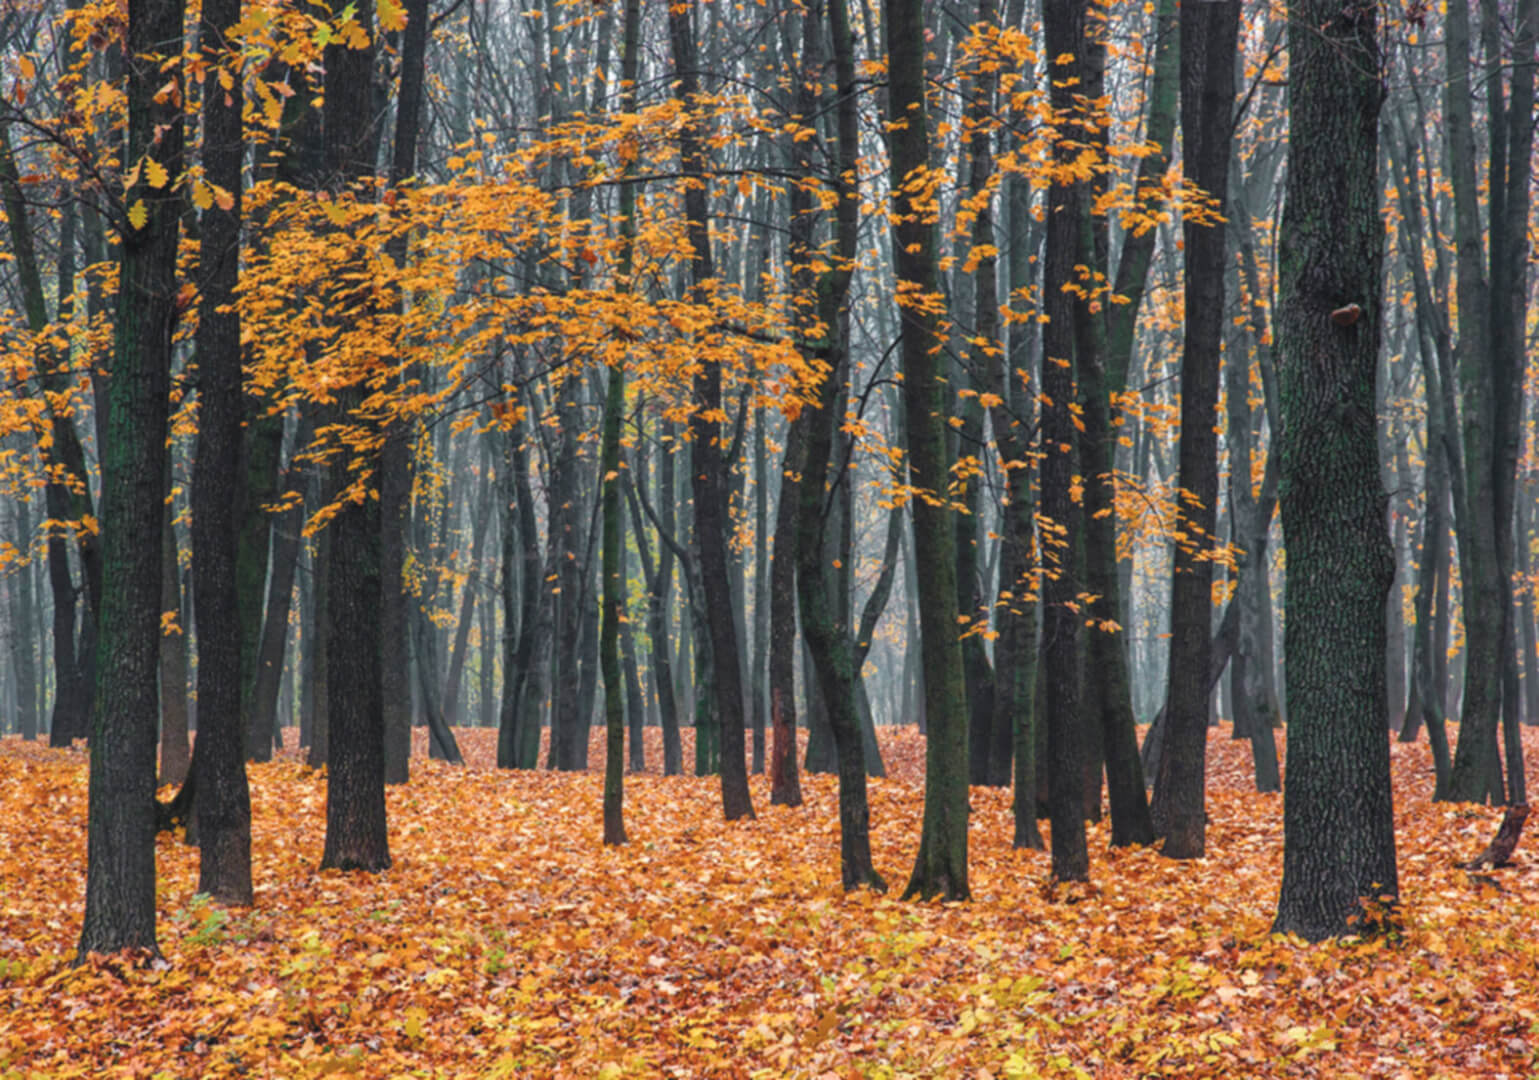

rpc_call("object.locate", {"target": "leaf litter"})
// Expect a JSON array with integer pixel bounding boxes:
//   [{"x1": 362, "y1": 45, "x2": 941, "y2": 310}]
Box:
[{"x1": 0, "y1": 725, "x2": 1535, "y2": 1078}]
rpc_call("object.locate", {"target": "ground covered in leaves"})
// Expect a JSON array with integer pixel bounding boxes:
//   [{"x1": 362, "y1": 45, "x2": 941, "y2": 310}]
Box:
[{"x1": 1, "y1": 725, "x2": 1536, "y2": 1079}]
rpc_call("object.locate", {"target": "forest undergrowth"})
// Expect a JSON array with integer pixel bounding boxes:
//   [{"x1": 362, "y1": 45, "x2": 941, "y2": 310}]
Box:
[{"x1": 1, "y1": 724, "x2": 1536, "y2": 1079}]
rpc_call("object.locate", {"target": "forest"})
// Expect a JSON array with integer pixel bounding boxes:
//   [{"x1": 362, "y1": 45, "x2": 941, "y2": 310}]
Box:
[{"x1": 0, "y1": 0, "x2": 1535, "y2": 1073}]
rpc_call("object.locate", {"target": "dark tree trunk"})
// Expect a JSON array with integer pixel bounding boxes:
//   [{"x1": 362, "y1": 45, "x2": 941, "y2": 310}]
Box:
[
  {"x1": 1149, "y1": 0, "x2": 1239, "y2": 860},
  {"x1": 997, "y1": 163, "x2": 1042, "y2": 851},
  {"x1": 247, "y1": 417, "x2": 313, "y2": 769},
  {"x1": 377, "y1": 0, "x2": 431, "y2": 786},
  {"x1": 158, "y1": 501, "x2": 190, "y2": 787},
  {"x1": 408, "y1": 555, "x2": 464, "y2": 763},
  {"x1": 668, "y1": 0, "x2": 754, "y2": 820},
  {"x1": 601, "y1": 0, "x2": 640, "y2": 844},
  {"x1": 1039, "y1": 0, "x2": 1090, "y2": 884},
  {"x1": 792, "y1": 0, "x2": 881, "y2": 891},
  {"x1": 750, "y1": 409, "x2": 770, "y2": 775},
  {"x1": 1271, "y1": 0, "x2": 1397, "y2": 940},
  {"x1": 546, "y1": 375, "x2": 588, "y2": 772},
  {"x1": 0, "y1": 126, "x2": 98, "y2": 749},
  {"x1": 1442, "y1": 0, "x2": 1505, "y2": 804},
  {"x1": 498, "y1": 406, "x2": 547, "y2": 769},
  {"x1": 441, "y1": 470, "x2": 494, "y2": 726},
  {"x1": 190, "y1": 0, "x2": 252, "y2": 905},
  {"x1": 768, "y1": 413, "x2": 806, "y2": 807},
  {"x1": 379, "y1": 423, "x2": 413, "y2": 784},
  {"x1": 318, "y1": 0, "x2": 390, "y2": 874},
  {"x1": 890, "y1": 0, "x2": 969, "y2": 901},
  {"x1": 629, "y1": 433, "x2": 684, "y2": 776},
  {"x1": 9, "y1": 500, "x2": 39, "y2": 741},
  {"x1": 1069, "y1": 0, "x2": 1153, "y2": 838},
  {"x1": 78, "y1": 0, "x2": 186, "y2": 958},
  {"x1": 306, "y1": 525, "x2": 331, "y2": 769}
]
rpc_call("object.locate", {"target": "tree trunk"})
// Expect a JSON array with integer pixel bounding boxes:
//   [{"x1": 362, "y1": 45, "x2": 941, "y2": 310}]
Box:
[
  {"x1": 158, "y1": 499, "x2": 190, "y2": 788},
  {"x1": 247, "y1": 416, "x2": 313, "y2": 771},
  {"x1": 498, "y1": 406, "x2": 547, "y2": 770},
  {"x1": 1149, "y1": 0, "x2": 1239, "y2": 860},
  {"x1": 0, "y1": 125, "x2": 98, "y2": 748},
  {"x1": 668, "y1": 0, "x2": 754, "y2": 820},
  {"x1": 889, "y1": 0, "x2": 969, "y2": 901},
  {"x1": 189, "y1": 0, "x2": 253, "y2": 905},
  {"x1": 306, "y1": 525, "x2": 331, "y2": 769},
  {"x1": 1271, "y1": 0, "x2": 1397, "y2": 939},
  {"x1": 9, "y1": 500, "x2": 39, "y2": 741},
  {"x1": 1039, "y1": 0, "x2": 1092, "y2": 884},
  {"x1": 791, "y1": 0, "x2": 881, "y2": 890},
  {"x1": 601, "y1": 0, "x2": 640, "y2": 843},
  {"x1": 79, "y1": 0, "x2": 186, "y2": 958},
  {"x1": 318, "y1": 0, "x2": 390, "y2": 874},
  {"x1": 441, "y1": 468, "x2": 495, "y2": 726},
  {"x1": 768, "y1": 410, "x2": 806, "y2": 806},
  {"x1": 1442, "y1": 0, "x2": 1505, "y2": 804}
]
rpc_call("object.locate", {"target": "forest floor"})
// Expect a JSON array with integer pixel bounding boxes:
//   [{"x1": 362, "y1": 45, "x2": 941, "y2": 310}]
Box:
[{"x1": 0, "y1": 724, "x2": 1536, "y2": 1079}]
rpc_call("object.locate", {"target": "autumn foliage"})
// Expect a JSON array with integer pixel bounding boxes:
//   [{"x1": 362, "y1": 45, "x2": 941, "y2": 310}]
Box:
[{"x1": 1, "y1": 728, "x2": 1535, "y2": 1078}]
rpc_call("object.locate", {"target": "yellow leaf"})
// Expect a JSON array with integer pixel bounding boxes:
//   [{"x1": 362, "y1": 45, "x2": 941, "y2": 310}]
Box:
[
  {"x1": 145, "y1": 157, "x2": 169, "y2": 190},
  {"x1": 17, "y1": 55, "x2": 35, "y2": 81},
  {"x1": 192, "y1": 180, "x2": 213, "y2": 211},
  {"x1": 379, "y1": 0, "x2": 407, "y2": 31},
  {"x1": 128, "y1": 200, "x2": 149, "y2": 230}
]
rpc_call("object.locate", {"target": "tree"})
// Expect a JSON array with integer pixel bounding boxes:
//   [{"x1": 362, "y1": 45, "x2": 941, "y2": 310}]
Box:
[
  {"x1": 78, "y1": 0, "x2": 186, "y2": 958},
  {"x1": 379, "y1": 0, "x2": 433, "y2": 786},
  {"x1": 1040, "y1": 0, "x2": 1090, "y2": 884},
  {"x1": 600, "y1": 0, "x2": 642, "y2": 848},
  {"x1": 1271, "y1": 0, "x2": 1397, "y2": 940},
  {"x1": 1149, "y1": 0, "x2": 1240, "y2": 860},
  {"x1": 190, "y1": 0, "x2": 253, "y2": 906},
  {"x1": 792, "y1": 0, "x2": 883, "y2": 892},
  {"x1": 1441, "y1": 0, "x2": 1536, "y2": 804},
  {"x1": 888, "y1": 0, "x2": 970, "y2": 902},
  {"x1": 667, "y1": 0, "x2": 754, "y2": 822},
  {"x1": 318, "y1": 0, "x2": 390, "y2": 874},
  {"x1": 0, "y1": 123, "x2": 101, "y2": 751}
]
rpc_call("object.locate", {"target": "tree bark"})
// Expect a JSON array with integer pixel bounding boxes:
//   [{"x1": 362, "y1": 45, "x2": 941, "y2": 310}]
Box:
[
  {"x1": 1149, "y1": 0, "x2": 1239, "y2": 860},
  {"x1": 889, "y1": 0, "x2": 970, "y2": 901},
  {"x1": 190, "y1": 0, "x2": 253, "y2": 905},
  {"x1": 1442, "y1": 0, "x2": 1505, "y2": 804},
  {"x1": 158, "y1": 500, "x2": 190, "y2": 788},
  {"x1": 668, "y1": 0, "x2": 754, "y2": 820},
  {"x1": 1271, "y1": 0, "x2": 1397, "y2": 940},
  {"x1": 1039, "y1": 0, "x2": 1091, "y2": 884},
  {"x1": 318, "y1": 0, "x2": 390, "y2": 874},
  {"x1": 79, "y1": 0, "x2": 186, "y2": 958}
]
